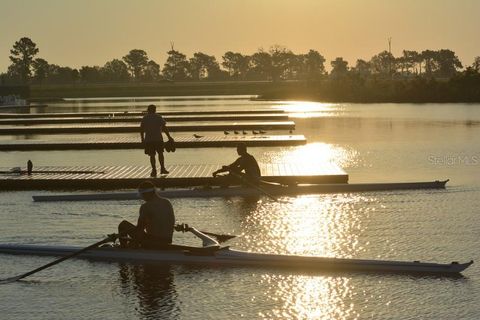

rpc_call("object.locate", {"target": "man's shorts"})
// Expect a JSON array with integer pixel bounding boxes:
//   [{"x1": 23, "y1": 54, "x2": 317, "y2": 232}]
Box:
[{"x1": 144, "y1": 140, "x2": 164, "y2": 155}]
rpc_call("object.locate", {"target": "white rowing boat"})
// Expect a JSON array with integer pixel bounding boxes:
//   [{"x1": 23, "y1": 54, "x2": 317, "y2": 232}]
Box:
[
  {"x1": 0, "y1": 243, "x2": 472, "y2": 275},
  {"x1": 32, "y1": 180, "x2": 449, "y2": 202}
]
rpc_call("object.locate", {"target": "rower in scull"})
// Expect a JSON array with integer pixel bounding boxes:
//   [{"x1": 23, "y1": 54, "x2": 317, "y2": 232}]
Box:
[
  {"x1": 212, "y1": 143, "x2": 261, "y2": 185},
  {"x1": 118, "y1": 181, "x2": 175, "y2": 249}
]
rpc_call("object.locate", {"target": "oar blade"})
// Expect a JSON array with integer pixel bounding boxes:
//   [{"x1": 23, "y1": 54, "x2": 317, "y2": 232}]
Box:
[{"x1": 0, "y1": 275, "x2": 23, "y2": 285}]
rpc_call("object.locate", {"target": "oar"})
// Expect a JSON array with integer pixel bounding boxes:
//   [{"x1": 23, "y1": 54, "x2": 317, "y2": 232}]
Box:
[
  {"x1": 229, "y1": 172, "x2": 279, "y2": 201},
  {"x1": 175, "y1": 223, "x2": 236, "y2": 243},
  {"x1": 0, "y1": 234, "x2": 117, "y2": 285}
]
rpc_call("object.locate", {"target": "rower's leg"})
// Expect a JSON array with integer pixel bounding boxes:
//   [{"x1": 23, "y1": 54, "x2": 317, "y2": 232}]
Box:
[{"x1": 118, "y1": 220, "x2": 139, "y2": 248}]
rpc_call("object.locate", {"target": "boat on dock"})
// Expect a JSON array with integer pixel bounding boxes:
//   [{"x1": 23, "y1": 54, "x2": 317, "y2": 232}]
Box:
[
  {"x1": 0, "y1": 242, "x2": 472, "y2": 275},
  {"x1": 32, "y1": 180, "x2": 449, "y2": 202},
  {"x1": 0, "y1": 95, "x2": 28, "y2": 109}
]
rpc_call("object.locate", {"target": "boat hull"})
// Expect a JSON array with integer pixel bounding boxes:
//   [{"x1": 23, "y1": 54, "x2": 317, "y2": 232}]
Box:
[
  {"x1": 0, "y1": 244, "x2": 471, "y2": 275},
  {"x1": 32, "y1": 180, "x2": 449, "y2": 202}
]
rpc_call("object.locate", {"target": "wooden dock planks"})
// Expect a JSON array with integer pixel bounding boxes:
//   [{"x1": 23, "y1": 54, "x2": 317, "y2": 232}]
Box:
[{"x1": 0, "y1": 163, "x2": 349, "y2": 190}]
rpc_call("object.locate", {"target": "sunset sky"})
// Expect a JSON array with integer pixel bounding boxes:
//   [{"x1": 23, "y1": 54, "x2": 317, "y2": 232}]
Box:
[{"x1": 1, "y1": 0, "x2": 479, "y2": 72}]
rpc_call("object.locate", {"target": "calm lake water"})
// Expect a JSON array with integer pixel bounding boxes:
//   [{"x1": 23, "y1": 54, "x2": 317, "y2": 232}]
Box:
[{"x1": 0, "y1": 97, "x2": 479, "y2": 319}]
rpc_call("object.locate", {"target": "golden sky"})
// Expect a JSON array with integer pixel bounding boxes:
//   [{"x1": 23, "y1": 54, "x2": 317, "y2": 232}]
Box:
[{"x1": 1, "y1": 0, "x2": 479, "y2": 71}]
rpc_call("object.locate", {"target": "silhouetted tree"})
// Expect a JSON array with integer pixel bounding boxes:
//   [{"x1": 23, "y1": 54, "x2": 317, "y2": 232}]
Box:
[
  {"x1": 102, "y1": 59, "x2": 130, "y2": 82},
  {"x1": 32, "y1": 58, "x2": 49, "y2": 84},
  {"x1": 302, "y1": 49, "x2": 326, "y2": 80},
  {"x1": 48, "y1": 65, "x2": 79, "y2": 84},
  {"x1": 370, "y1": 51, "x2": 395, "y2": 77},
  {"x1": 79, "y1": 66, "x2": 102, "y2": 83},
  {"x1": 435, "y1": 49, "x2": 462, "y2": 78},
  {"x1": 330, "y1": 57, "x2": 349, "y2": 78},
  {"x1": 143, "y1": 60, "x2": 161, "y2": 81},
  {"x1": 123, "y1": 49, "x2": 148, "y2": 80},
  {"x1": 269, "y1": 45, "x2": 291, "y2": 81},
  {"x1": 249, "y1": 50, "x2": 272, "y2": 80},
  {"x1": 401, "y1": 50, "x2": 420, "y2": 75},
  {"x1": 188, "y1": 52, "x2": 222, "y2": 80},
  {"x1": 421, "y1": 50, "x2": 437, "y2": 77},
  {"x1": 162, "y1": 49, "x2": 189, "y2": 81},
  {"x1": 352, "y1": 59, "x2": 371, "y2": 76},
  {"x1": 473, "y1": 56, "x2": 480, "y2": 72},
  {"x1": 222, "y1": 51, "x2": 250, "y2": 80},
  {"x1": 8, "y1": 37, "x2": 39, "y2": 83}
]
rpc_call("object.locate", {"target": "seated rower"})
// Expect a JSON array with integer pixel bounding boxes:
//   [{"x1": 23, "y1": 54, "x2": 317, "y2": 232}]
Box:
[
  {"x1": 212, "y1": 143, "x2": 261, "y2": 185},
  {"x1": 118, "y1": 181, "x2": 175, "y2": 249}
]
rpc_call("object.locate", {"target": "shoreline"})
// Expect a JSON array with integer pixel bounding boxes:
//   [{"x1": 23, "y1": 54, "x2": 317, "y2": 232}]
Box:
[{"x1": 16, "y1": 78, "x2": 480, "y2": 104}]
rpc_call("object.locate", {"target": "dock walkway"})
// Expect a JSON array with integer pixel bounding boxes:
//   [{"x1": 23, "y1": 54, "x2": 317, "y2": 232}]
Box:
[{"x1": 0, "y1": 163, "x2": 348, "y2": 190}]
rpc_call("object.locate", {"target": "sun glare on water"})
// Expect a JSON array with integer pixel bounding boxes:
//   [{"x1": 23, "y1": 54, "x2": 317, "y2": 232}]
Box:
[
  {"x1": 246, "y1": 141, "x2": 371, "y2": 319},
  {"x1": 266, "y1": 142, "x2": 358, "y2": 173},
  {"x1": 276, "y1": 101, "x2": 343, "y2": 118}
]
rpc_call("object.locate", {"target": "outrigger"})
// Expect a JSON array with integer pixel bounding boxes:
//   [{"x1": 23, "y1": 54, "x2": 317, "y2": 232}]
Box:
[{"x1": 0, "y1": 226, "x2": 472, "y2": 282}]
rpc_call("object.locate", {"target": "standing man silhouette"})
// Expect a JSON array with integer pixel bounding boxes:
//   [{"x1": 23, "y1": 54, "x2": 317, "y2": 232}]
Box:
[{"x1": 140, "y1": 104, "x2": 173, "y2": 177}]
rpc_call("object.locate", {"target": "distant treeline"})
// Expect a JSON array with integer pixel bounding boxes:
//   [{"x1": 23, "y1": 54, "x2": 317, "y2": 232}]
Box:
[{"x1": 2, "y1": 37, "x2": 480, "y2": 102}]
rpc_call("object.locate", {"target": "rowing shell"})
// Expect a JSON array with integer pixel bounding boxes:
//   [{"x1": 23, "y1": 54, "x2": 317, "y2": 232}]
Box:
[
  {"x1": 0, "y1": 243, "x2": 471, "y2": 275},
  {"x1": 32, "y1": 180, "x2": 449, "y2": 202}
]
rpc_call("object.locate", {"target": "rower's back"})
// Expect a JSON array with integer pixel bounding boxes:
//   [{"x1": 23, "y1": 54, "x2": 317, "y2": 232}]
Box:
[
  {"x1": 139, "y1": 195, "x2": 175, "y2": 244},
  {"x1": 239, "y1": 152, "x2": 261, "y2": 179}
]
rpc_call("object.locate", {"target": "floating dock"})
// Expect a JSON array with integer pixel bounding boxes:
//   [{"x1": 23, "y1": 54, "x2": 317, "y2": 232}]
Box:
[
  {"x1": 0, "y1": 121, "x2": 295, "y2": 135},
  {"x1": 0, "y1": 109, "x2": 283, "y2": 119},
  {"x1": 0, "y1": 163, "x2": 348, "y2": 190},
  {"x1": 0, "y1": 135, "x2": 306, "y2": 151},
  {"x1": 0, "y1": 113, "x2": 289, "y2": 125}
]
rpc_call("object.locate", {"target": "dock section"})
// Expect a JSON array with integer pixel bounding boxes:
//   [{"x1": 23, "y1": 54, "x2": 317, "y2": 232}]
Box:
[
  {"x1": 0, "y1": 109, "x2": 283, "y2": 119},
  {"x1": 0, "y1": 135, "x2": 306, "y2": 151},
  {"x1": 0, "y1": 163, "x2": 348, "y2": 190},
  {"x1": 0, "y1": 114, "x2": 289, "y2": 125},
  {"x1": 0, "y1": 121, "x2": 295, "y2": 135}
]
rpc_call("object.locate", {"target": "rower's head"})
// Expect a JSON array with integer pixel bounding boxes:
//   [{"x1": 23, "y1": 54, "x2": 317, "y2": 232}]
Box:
[
  {"x1": 138, "y1": 181, "x2": 157, "y2": 201},
  {"x1": 236, "y1": 143, "x2": 247, "y2": 156},
  {"x1": 147, "y1": 104, "x2": 156, "y2": 114}
]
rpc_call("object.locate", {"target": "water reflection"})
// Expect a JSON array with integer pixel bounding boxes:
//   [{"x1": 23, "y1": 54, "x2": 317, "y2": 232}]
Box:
[
  {"x1": 263, "y1": 142, "x2": 359, "y2": 174},
  {"x1": 245, "y1": 192, "x2": 373, "y2": 320},
  {"x1": 118, "y1": 263, "x2": 179, "y2": 319},
  {"x1": 242, "y1": 193, "x2": 372, "y2": 258},
  {"x1": 259, "y1": 274, "x2": 356, "y2": 319},
  {"x1": 278, "y1": 101, "x2": 337, "y2": 113}
]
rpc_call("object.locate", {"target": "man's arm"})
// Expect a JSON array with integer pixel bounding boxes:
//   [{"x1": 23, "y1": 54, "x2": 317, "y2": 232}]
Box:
[
  {"x1": 162, "y1": 125, "x2": 173, "y2": 140},
  {"x1": 212, "y1": 157, "x2": 241, "y2": 177},
  {"x1": 212, "y1": 165, "x2": 229, "y2": 177}
]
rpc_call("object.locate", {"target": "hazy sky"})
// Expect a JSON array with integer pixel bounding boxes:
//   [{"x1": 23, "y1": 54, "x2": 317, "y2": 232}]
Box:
[{"x1": 1, "y1": 0, "x2": 479, "y2": 72}]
